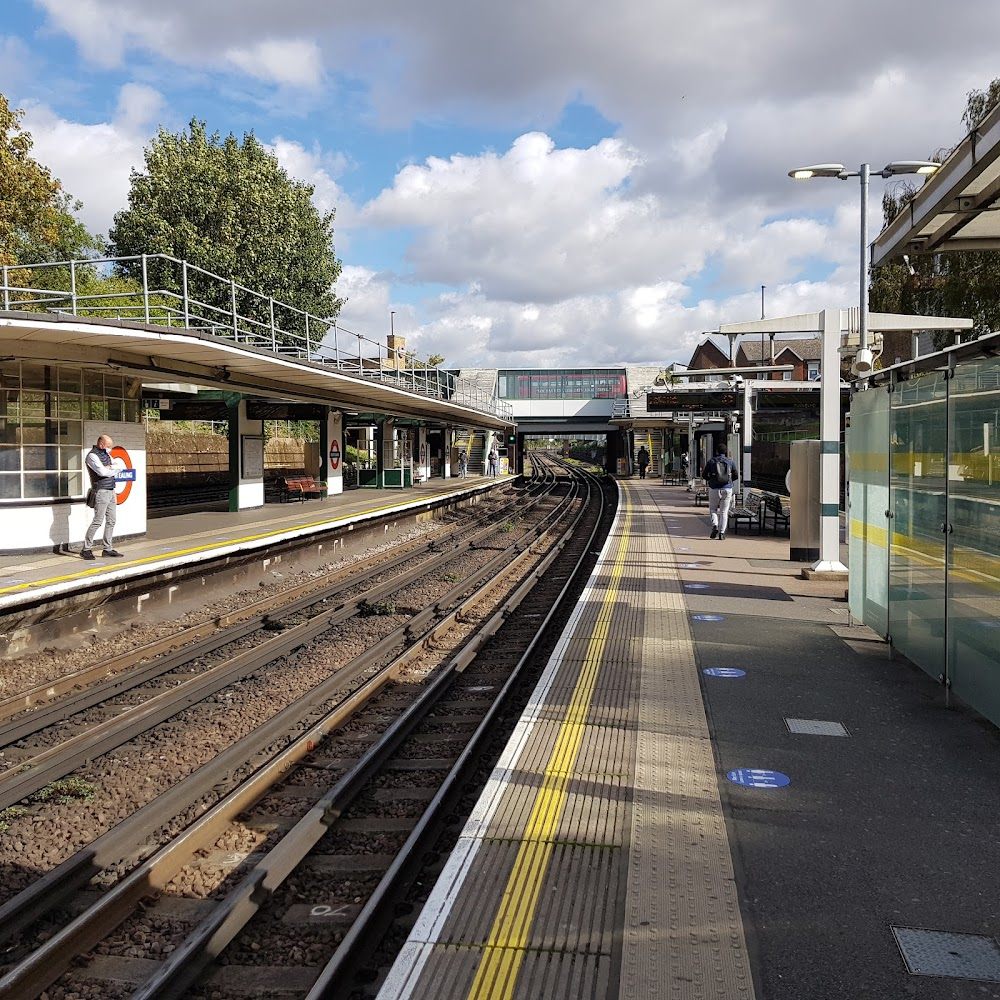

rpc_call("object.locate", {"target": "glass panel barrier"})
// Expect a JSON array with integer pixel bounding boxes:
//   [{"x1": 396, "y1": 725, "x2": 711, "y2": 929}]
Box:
[
  {"x1": 889, "y1": 371, "x2": 948, "y2": 678},
  {"x1": 848, "y1": 384, "x2": 891, "y2": 635},
  {"x1": 947, "y1": 356, "x2": 1000, "y2": 726}
]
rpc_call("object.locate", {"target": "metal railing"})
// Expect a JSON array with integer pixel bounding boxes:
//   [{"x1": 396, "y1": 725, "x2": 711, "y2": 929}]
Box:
[{"x1": 0, "y1": 254, "x2": 512, "y2": 421}]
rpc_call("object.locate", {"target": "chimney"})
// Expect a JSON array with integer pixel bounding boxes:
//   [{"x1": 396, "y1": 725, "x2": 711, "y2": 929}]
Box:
[{"x1": 387, "y1": 334, "x2": 406, "y2": 370}]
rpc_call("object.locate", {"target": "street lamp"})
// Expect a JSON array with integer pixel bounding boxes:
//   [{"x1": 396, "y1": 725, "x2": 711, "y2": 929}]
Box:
[{"x1": 788, "y1": 159, "x2": 939, "y2": 374}]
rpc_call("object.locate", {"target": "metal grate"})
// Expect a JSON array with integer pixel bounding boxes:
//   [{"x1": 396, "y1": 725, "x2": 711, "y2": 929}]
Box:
[
  {"x1": 784, "y1": 718, "x2": 849, "y2": 737},
  {"x1": 893, "y1": 927, "x2": 1000, "y2": 982}
]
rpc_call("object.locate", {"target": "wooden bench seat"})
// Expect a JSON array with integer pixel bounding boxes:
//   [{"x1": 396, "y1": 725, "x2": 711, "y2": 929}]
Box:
[{"x1": 281, "y1": 476, "x2": 328, "y2": 501}]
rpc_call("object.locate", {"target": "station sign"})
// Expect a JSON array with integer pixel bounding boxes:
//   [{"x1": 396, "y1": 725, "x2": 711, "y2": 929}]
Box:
[
  {"x1": 329, "y1": 439, "x2": 341, "y2": 471},
  {"x1": 111, "y1": 445, "x2": 136, "y2": 505},
  {"x1": 646, "y1": 390, "x2": 741, "y2": 412}
]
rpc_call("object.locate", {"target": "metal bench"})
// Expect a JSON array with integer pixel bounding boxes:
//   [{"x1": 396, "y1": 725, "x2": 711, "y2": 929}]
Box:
[
  {"x1": 728, "y1": 489, "x2": 765, "y2": 533},
  {"x1": 761, "y1": 492, "x2": 790, "y2": 534}
]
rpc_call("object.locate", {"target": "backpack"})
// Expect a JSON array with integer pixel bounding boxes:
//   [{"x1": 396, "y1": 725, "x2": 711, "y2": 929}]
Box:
[{"x1": 706, "y1": 457, "x2": 732, "y2": 488}]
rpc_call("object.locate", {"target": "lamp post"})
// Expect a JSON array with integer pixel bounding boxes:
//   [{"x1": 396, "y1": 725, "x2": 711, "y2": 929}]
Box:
[
  {"x1": 788, "y1": 160, "x2": 939, "y2": 373},
  {"x1": 785, "y1": 159, "x2": 939, "y2": 575}
]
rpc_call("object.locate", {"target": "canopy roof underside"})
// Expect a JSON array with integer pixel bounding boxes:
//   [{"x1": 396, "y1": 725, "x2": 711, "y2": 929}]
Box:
[
  {"x1": 873, "y1": 100, "x2": 1000, "y2": 265},
  {"x1": 0, "y1": 312, "x2": 508, "y2": 429}
]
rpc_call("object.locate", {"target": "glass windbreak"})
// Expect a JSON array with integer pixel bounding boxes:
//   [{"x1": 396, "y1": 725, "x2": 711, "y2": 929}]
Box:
[
  {"x1": 889, "y1": 372, "x2": 948, "y2": 679},
  {"x1": 848, "y1": 385, "x2": 890, "y2": 636},
  {"x1": 947, "y1": 357, "x2": 1000, "y2": 721}
]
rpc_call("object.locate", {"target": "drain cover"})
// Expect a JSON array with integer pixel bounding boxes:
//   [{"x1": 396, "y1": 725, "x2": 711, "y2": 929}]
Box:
[
  {"x1": 893, "y1": 927, "x2": 1000, "y2": 982},
  {"x1": 784, "y1": 718, "x2": 849, "y2": 737}
]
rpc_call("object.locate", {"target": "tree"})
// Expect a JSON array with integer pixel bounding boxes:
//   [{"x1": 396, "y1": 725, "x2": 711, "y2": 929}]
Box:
[
  {"x1": 109, "y1": 120, "x2": 342, "y2": 345},
  {"x1": 870, "y1": 80, "x2": 1000, "y2": 344},
  {"x1": 0, "y1": 92, "x2": 98, "y2": 269}
]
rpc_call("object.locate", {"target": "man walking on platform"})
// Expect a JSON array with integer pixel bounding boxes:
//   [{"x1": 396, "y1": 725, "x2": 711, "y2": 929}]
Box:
[
  {"x1": 81, "y1": 434, "x2": 124, "y2": 559},
  {"x1": 702, "y1": 445, "x2": 739, "y2": 541},
  {"x1": 637, "y1": 446, "x2": 649, "y2": 479}
]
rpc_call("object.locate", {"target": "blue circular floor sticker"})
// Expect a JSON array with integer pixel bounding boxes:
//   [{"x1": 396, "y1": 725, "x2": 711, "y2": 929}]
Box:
[
  {"x1": 703, "y1": 668, "x2": 746, "y2": 678},
  {"x1": 727, "y1": 769, "x2": 790, "y2": 789},
  {"x1": 691, "y1": 614, "x2": 724, "y2": 621}
]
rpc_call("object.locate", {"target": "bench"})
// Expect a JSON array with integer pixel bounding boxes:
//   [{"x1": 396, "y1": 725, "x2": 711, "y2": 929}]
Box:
[
  {"x1": 281, "y1": 476, "x2": 328, "y2": 501},
  {"x1": 694, "y1": 488, "x2": 708, "y2": 506},
  {"x1": 728, "y1": 489, "x2": 765, "y2": 534},
  {"x1": 761, "y1": 492, "x2": 790, "y2": 534}
]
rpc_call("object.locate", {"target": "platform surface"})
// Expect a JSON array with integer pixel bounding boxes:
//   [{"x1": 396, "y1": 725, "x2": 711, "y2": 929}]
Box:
[
  {"x1": 378, "y1": 480, "x2": 1000, "y2": 1000},
  {"x1": 0, "y1": 477, "x2": 500, "y2": 610}
]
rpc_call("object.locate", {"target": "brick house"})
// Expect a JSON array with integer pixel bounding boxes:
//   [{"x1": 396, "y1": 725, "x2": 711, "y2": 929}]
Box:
[
  {"x1": 685, "y1": 337, "x2": 732, "y2": 381},
  {"x1": 735, "y1": 336, "x2": 823, "y2": 381}
]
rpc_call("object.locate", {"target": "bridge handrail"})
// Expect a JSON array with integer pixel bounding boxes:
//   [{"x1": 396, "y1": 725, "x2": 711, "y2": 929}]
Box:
[{"x1": 0, "y1": 254, "x2": 512, "y2": 422}]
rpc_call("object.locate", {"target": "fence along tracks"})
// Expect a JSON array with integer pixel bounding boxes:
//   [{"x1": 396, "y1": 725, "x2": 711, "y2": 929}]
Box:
[{"x1": 0, "y1": 458, "x2": 611, "y2": 1000}]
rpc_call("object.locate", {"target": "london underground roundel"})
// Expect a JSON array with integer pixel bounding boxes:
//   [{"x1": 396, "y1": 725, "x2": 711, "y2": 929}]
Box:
[
  {"x1": 110, "y1": 445, "x2": 136, "y2": 505},
  {"x1": 329, "y1": 439, "x2": 341, "y2": 471}
]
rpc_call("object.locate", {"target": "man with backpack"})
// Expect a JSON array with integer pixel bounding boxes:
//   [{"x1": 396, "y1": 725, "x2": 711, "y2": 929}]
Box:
[{"x1": 702, "y1": 445, "x2": 739, "y2": 540}]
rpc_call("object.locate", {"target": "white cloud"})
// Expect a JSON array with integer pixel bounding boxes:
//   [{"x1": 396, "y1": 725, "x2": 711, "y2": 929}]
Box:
[
  {"x1": 225, "y1": 39, "x2": 324, "y2": 89},
  {"x1": 25, "y1": 0, "x2": 1000, "y2": 368},
  {"x1": 22, "y1": 88, "x2": 158, "y2": 234}
]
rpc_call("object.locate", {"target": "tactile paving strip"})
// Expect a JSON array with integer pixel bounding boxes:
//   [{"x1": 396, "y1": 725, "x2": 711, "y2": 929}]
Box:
[
  {"x1": 620, "y1": 485, "x2": 757, "y2": 1000},
  {"x1": 784, "y1": 718, "x2": 850, "y2": 737},
  {"x1": 375, "y1": 484, "x2": 756, "y2": 1000},
  {"x1": 892, "y1": 927, "x2": 1000, "y2": 981}
]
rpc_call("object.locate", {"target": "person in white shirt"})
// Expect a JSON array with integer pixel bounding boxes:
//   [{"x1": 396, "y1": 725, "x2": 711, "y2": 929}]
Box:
[{"x1": 82, "y1": 434, "x2": 124, "y2": 559}]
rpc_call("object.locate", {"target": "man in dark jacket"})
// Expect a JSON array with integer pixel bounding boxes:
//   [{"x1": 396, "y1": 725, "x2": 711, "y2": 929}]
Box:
[
  {"x1": 702, "y1": 446, "x2": 739, "y2": 540},
  {"x1": 637, "y1": 446, "x2": 649, "y2": 479},
  {"x1": 82, "y1": 434, "x2": 124, "y2": 559}
]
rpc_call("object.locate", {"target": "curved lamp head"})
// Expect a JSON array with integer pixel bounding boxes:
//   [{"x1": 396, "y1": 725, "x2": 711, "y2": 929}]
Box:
[
  {"x1": 880, "y1": 160, "x2": 940, "y2": 177},
  {"x1": 789, "y1": 163, "x2": 847, "y2": 179}
]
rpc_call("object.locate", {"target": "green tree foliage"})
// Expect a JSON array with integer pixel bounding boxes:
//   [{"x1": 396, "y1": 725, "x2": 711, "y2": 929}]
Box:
[
  {"x1": 109, "y1": 120, "x2": 343, "y2": 343},
  {"x1": 0, "y1": 92, "x2": 98, "y2": 269},
  {"x1": 870, "y1": 80, "x2": 1000, "y2": 344}
]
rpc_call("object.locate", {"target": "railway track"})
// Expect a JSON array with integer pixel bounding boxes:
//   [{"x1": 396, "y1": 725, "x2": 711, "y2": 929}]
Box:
[{"x1": 0, "y1": 458, "x2": 615, "y2": 1000}]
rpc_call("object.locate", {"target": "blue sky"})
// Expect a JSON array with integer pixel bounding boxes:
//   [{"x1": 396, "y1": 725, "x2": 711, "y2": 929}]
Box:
[{"x1": 3, "y1": 0, "x2": 998, "y2": 369}]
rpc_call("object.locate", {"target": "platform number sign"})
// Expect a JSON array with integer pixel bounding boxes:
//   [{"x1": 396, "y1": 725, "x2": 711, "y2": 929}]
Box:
[{"x1": 329, "y1": 439, "x2": 341, "y2": 472}]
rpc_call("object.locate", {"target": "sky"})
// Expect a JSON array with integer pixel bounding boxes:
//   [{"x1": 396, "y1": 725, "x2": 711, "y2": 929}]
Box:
[{"x1": 2, "y1": 0, "x2": 999, "y2": 370}]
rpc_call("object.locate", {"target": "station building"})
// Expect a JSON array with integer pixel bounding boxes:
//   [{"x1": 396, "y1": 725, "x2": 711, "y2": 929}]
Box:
[{"x1": 0, "y1": 256, "x2": 512, "y2": 555}]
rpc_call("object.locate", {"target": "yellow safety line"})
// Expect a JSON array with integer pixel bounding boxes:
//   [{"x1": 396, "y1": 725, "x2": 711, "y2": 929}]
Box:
[
  {"x1": 0, "y1": 483, "x2": 477, "y2": 596},
  {"x1": 467, "y1": 488, "x2": 633, "y2": 1000}
]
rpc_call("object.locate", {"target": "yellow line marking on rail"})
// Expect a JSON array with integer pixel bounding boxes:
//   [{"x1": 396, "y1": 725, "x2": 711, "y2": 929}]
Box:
[
  {"x1": 466, "y1": 489, "x2": 633, "y2": 1000},
  {"x1": 0, "y1": 484, "x2": 482, "y2": 596}
]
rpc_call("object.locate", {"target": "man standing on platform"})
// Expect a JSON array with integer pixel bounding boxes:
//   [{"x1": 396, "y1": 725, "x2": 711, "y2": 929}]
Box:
[
  {"x1": 81, "y1": 434, "x2": 124, "y2": 559},
  {"x1": 702, "y1": 445, "x2": 739, "y2": 541}
]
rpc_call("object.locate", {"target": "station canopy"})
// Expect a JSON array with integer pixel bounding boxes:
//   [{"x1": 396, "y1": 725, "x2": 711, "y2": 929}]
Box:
[{"x1": 872, "y1": 100, "x2": 1000, "y2": 264}]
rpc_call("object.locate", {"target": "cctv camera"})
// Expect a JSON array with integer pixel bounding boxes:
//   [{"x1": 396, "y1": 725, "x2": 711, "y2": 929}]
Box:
[{"x1": 851, "y1": 348, "x2": 875, "y2": 377}]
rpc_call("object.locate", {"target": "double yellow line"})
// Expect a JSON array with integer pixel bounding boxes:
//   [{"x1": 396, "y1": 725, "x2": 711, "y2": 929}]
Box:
[{"x1": 467, "y1": 492, "x2": 633, "y2": 999}]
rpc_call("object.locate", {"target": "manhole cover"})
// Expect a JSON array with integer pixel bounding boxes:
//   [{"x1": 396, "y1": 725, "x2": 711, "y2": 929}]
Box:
[{"x1": 893, "y1": 927, "x2": 1000, "y2": 982}]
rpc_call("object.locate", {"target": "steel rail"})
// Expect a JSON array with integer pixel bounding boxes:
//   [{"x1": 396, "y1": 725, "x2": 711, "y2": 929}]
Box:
[
  {"x1": 0, "y1": 465, "x2": 565, "y2": 943},
  {"x1": 0, "y1": 466, "x2": 554, "y2": 729},
  {"x1": 0, "y1": 471, "x2": 582, "y2": 1000},
  {"x1": 0, "y1": 480, "x2": 559, "y2": 810},
  {"x1": 307, "y1": 465, "x2": 606, "y2": 997},
  {"x1": 0, "y1": 481, "x2": 535, "y2": 742},
  {"x1": 0, "y1": 515, "x2": 483, "y2": 726},
  {"x1": 126, "y1": 470, "x2": 591, "y2": 1000}
]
